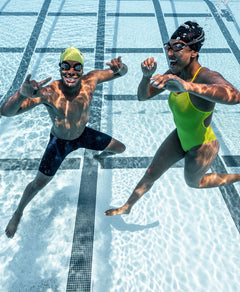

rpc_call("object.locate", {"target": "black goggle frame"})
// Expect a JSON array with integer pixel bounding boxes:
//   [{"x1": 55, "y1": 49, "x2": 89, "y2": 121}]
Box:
[{"x1": 164, "y1": 31, "x2": 205, "y2": 52}]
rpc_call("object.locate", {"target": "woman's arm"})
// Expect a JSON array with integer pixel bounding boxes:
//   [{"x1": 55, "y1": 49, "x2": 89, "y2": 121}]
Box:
[
  {"x1": 151, "y1": 69, "x2": 240, "y2": 105},
  {"x1": 187, "y1": 70, "x2": 240, "y2": 104},
  {"x1": 137, "y1": 57, "x2": 168, "y2": 101}
]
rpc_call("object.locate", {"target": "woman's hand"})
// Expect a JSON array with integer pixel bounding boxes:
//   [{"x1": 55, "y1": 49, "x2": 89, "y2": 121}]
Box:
[
  {"x1": 150, "y1": 74, "x2": 189, "y2": 92},
  {"x1": 141, "y1": 57, "x2": 157, "y2": 78}
]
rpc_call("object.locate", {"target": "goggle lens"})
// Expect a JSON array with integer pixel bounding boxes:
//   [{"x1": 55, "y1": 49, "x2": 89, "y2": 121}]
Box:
[
  {"x1": 60, "y1": 62, "x2": 82, "y2": 71},
  {"x1": 164, "y1": 42, "x2": 185, "y2": 52}
]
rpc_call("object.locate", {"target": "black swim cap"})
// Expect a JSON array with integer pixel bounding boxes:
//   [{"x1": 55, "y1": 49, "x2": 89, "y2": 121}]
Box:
[{"x1": 171, "y1": 21, "x2": 205, "y2": 52}]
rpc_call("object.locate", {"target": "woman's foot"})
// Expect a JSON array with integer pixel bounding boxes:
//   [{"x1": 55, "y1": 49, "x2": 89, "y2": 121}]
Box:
[
  {"x1": 5, "y1": 210, "x2": 22, "y2": 238},
  {"x1": 104, "y1": 205, "x2": 131, "y2": 216}
]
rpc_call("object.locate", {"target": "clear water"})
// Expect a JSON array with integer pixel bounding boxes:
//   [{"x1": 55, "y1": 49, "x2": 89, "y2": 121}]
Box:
[{"x1": 0, "y1": 0, "x2": 240, "y2": 291}]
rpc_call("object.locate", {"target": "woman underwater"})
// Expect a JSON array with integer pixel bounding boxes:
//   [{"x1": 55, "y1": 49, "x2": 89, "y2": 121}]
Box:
[{"x1": 105, "y1": 21, "x2": 240, "y2": 216}]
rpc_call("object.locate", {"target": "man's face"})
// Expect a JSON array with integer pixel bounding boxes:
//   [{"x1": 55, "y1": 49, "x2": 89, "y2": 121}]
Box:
[{"x1": 60, "y1": 60, "x2": 83, "y2": 88}]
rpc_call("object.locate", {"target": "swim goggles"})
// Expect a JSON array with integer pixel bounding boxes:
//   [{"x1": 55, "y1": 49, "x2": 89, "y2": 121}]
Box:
[
  {"x1": 59, "y1": 62, "x2": 83, "y2": 71},
  {"x1": 164, "y1": 31, "x2": 205, "y2": 52}
]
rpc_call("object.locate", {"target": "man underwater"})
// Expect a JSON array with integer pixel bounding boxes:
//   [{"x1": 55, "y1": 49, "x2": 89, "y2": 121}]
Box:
[{"x1": 1, "y1": 46, "x2": 128, "y2": 238}]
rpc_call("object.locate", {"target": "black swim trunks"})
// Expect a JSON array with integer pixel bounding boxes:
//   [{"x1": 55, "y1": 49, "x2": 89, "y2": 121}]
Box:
[{"x1": 39, "y1": 127, "x2": 112, "y2": 176}]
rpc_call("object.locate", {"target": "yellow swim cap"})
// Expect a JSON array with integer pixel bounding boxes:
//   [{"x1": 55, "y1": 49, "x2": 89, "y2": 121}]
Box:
[{"x1": 60, "y1": 47, "x2": 84, "y2": 66}]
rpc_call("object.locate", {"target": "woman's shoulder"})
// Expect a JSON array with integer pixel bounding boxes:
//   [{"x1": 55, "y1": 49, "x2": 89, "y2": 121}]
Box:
[{"x1": 196, "y1": 67, "x2": 225, "y2": 84}]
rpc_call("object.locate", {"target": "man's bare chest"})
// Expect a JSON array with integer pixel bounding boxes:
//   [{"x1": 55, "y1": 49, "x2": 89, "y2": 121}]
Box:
[{"x1": 47, "y1": 94, "x2": 92, "y2": 119}]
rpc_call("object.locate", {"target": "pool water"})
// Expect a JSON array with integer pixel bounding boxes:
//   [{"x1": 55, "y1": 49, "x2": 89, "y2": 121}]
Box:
[{"x1": 0, "y1": 0, "x2": 240, "y2": 291}]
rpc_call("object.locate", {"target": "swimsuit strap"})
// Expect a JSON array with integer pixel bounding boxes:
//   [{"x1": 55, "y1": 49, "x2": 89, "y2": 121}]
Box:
[{"x1": 191, "y1": 66, "x2": 202, "y2": 83}]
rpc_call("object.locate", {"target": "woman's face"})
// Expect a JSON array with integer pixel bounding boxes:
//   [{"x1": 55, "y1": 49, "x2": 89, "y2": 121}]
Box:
[{"x1": 165, "y1": 39, "x2": 195, "y2": 74}]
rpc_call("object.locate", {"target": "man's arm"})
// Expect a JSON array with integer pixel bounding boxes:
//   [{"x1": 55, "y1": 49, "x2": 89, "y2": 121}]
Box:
[
  {"x1": 151, "y1": 69, "x2": 240, "y2": 105},
  {"x1": 0, "y1": 74, "x2": 51, "y2": 116},
  {"x1": 137, "y1": 57, "x2": 167, "y2": 101},
  {"x1": 89, "y1": 56, "x2": 128, "y2": 84}
]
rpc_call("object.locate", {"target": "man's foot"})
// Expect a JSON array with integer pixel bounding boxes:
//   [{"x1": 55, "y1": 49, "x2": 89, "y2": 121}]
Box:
[
  {"x1": 104, "y1": 205, "x2": 131, "y2": 216},
  {"x1": 93, "y1": 154, "x2": 105, "y2": 168},
  {"x1": 5, "y1": 211, "x2": 22, "y2": 238}
]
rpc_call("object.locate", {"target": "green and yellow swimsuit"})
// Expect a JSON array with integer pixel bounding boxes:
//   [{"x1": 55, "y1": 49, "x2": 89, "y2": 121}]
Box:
[{"x1": 168, "y1": 67, "x2": 217, "y2": 152}]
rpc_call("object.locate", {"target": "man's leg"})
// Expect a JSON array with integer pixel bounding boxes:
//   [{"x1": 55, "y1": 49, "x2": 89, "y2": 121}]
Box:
[
  {"x1": 184, "y1": 140, "x2": 240, "y2": 188},
  {"x1": 93, "y1": 138, "x2": 126, "y2": 167},
  {"x1": 5, "y1": 171, "x2": 53, "y2": 238},
  {"x1": 105, "y1": 129, "x2": 185, "y2": 216}
]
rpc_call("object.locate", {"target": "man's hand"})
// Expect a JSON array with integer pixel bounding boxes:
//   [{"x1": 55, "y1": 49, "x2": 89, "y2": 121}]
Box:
[
  {"x1": 150, "y1": 74, "x2": 189, "y2": 92},
  {"x1": 141, "y1": 57, "x2": 157, "y2": 78},
  {"x1": 106, "y1": 56, "x2": 126, "y2": 75},
  {"x1": 19, "y1": 74, "x2": 52, "y2": 98}
]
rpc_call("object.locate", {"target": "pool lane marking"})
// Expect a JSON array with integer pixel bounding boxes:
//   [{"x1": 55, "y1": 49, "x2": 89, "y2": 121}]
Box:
[
  {"x1": 0, "y1": 158, "x2": 81, "y2": 171},
  {"x1": 0, "y1": 12, "x2": 97, "y2": 16},
  {"x1": 106, "y1": 48, "x2": 164, "y2": 53},
  {"x1": 66, "y1": 1, "x2": 106, "y2": 291},
  {"x1": 211, "y1": 156, "x2": 240, "y2": 232},
  {"x1": 0, "y1": 48, "x2": 25, "y2": 52},
  {"x1": 107, "y1": 13, "x2": 155, "y2": 17},
  {"x1": 204, "y1": 0, "x2": 240, "y2": 65},
  {"x1": 1, "y1": 155, "x2": 240, "y2": 171},
  {"x1": 47, "y1": 12, "x2": 97, "y2": 16},
  {"x1": 106, "y1": 13, "x2": 212, "y2": 18},
  {"x1": 0, "y1": 12, "x2": 38, "y2": 16},
  {"x1": 103, "y1": 157, "x2": 184, "y2": 169},
  {"x1": 104, "y1": 94, "x2": 169, "y2": 100},
  {"x1": 225, "y1": 3, "x2": 240, "y2": 37},
  {"x1": 0, "y1": 47, "x2": 231, "y2": 55},
  {"x1": 0, "y1": 155, "x2": 239, "y2": 169},
  {"x1": 152, "y1": 0, "x2": 240, "y2": 234},
  {"x1": 2, "y1": 0, "x2": 51, "y2": 102},
  {"x1": 164, "y1": 13, "x2": 212, "y2": 17},
  {"x1": 35, "y1": 48, "x2": 94, "y2": 53},
  {"x1": 0, "y1": 0, "x2": 10, "y2": 12},
  {"x1": 152, "y1": 0, "x2": 169, "y2": 44}
]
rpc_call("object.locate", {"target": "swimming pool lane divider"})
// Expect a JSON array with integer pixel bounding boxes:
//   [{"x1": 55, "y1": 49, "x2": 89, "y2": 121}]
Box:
[
  {"x1": 66, "y1": 1, "x2": 106, "y2": 291},
  {"x1": 152, "y1": 0, "x2": 240, "y2": 234},
  {"x1": 2, "y1": 0, "x2": 51, "y2": 103}
]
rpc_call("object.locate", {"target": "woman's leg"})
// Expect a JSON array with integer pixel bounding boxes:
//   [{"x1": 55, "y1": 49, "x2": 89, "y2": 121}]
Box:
[
  {"x1": 184, "y1": 140, "x2": 240, "y2": 188},
  {"x1": 105, "y1": 129, "x2": 185, "y2": 215}
]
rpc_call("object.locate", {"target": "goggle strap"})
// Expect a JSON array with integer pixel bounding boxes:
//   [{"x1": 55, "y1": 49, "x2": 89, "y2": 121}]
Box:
[{"x1": 184, "y1": 31, "x2": 205, "y2": 47}]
